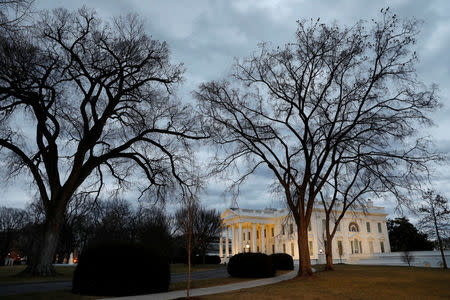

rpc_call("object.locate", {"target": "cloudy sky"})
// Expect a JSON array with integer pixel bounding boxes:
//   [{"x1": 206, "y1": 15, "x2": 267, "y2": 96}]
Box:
[{"x1": 2, "y1": 0, "x2": 449, "y2": 218}]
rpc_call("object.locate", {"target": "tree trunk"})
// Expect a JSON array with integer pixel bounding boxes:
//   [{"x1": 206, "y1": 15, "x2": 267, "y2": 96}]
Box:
[
  {"x1": 325, "y1": 232, "x2": 334, "y2": 271},
  {"x1": 434, "y1": 217, "x2": 448, "y2": 269},
  {"x1": 20, "y1": 208, "x2": 63, "y2": 277},
  {"x1": 297, "y1": 220, "x2": 313, "y2": 277}
]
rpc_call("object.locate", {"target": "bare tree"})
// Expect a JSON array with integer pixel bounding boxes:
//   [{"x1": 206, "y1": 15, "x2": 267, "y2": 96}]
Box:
[
  {"x1": 196, "y1": 9, "x2": 439, "y2": 277},
  {"x1": 418, "y1": 190, "x2": 449, "y2": 269},
  {"x1": 0, "y1": 206, "x2": 28, "y2": 263},
  {"x1": 0, "y1": 0, "x2": 34, "y2": 30},
  {"x1": 0, "y1": 8, "x2": 204, "y2": 276}
]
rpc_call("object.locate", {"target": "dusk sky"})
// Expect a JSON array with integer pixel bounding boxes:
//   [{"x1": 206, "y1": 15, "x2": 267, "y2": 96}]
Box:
[{"x1": 2, "y1": 0, "x2": 449, "y2": 218}]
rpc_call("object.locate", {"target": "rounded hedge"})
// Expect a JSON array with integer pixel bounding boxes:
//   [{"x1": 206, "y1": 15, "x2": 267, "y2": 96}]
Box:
[
  {"x1": 270, "y1": 253, "x2": 294, "y2": 270},
  {"x1": 227, "y1": 253, "x2": 275, "y2": 278},
  {"x1": 72, "y1": 241, "x2": 170, "y2": 296}
]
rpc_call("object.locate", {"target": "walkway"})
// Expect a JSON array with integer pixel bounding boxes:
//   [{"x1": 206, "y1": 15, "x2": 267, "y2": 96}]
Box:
[{"x1": 107, "y1": 267, "x2": 299, "y2": 300}]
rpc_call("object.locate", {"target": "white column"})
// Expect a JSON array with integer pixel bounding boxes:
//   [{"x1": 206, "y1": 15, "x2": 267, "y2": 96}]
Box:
[
  {"x1": 238, "y1": 223, "x2": 243, "y2": 253},
  {"x1": 226, "y1": 226, "x2": 229, "y2": 257},
  {"x1": 231, "y1": 225, "x2": 235, "y2": 255},
  {"x1": 261, "y1": 224, "x2": 265, "y2": 253},
  {"x1": 219, "y1": 230, "x2": 223, "y2": 257},
  {"x1": 252, "y1": 223, "x2": 256, "y2": 252}
]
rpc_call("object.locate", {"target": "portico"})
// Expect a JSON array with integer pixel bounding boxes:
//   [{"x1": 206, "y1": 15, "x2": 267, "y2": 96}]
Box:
[{"x1": 219, "y1": 208, "x2": 282, "y2": 260}]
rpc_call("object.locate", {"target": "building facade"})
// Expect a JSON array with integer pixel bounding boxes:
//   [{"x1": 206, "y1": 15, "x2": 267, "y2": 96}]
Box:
[{"x1": 219, "y1": 201, "x2": 391, "y2": 263}]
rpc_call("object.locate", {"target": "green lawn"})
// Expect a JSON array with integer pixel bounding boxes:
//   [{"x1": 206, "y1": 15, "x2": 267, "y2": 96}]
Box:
[
  {"x1": 170, "y1": 263, "x2": 225, "y2": 274},
  {"x1": 202, "y1": 264, "x2": 450, "y2": 299},
  {"x1": 0, "y1": 266, "x2": 76, "y2": 284},
  {"x1": 0, "y1": 264, "x2": 224, "y2": 285}
]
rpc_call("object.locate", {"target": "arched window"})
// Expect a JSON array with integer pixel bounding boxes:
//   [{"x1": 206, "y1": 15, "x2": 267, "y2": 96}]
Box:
[{"x1": 349, "y1": 222, "x2": 359, "y2": 232}]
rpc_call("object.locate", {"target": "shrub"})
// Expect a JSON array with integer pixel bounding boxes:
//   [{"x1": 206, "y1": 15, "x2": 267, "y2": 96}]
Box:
[
  {"x1": 270, "y1": 253, "x2": 294, "y2": 270},
  {"x1": 72, "y1": 241, "x2": 170, "y2": 296},
  {"x1": 227, "y1": 253, "x2": 275, "y2": 278}
]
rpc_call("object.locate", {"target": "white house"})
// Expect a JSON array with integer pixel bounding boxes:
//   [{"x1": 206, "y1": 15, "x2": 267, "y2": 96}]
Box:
[{"x1": 219, "y1": 201, "x2": 391, "y2": 264}]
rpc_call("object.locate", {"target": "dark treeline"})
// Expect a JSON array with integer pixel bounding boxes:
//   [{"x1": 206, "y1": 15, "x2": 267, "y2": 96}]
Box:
[{"x1": 0, "y1": 199, "x2": 221, "y2": 265}]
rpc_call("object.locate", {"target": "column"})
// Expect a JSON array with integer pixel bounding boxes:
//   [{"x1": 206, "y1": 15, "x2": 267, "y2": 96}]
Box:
[
  {"x1": 231, "y1": 225, "x2": 235, "y2": 255},
  {"x1": 252, "y1": 223, "x2": 256, "y2": 252},
  {"x1": 219, "y1": 230, "x2": 223, "y2": 257},
  {"x1": 238, "y1": 223, "x2": 243, "y2": 253},
  {"x1": 261, "y1": 224, "x2": 265, "y2": 253},
  {"x1": 226, "y1": 226, "x2": 229, "y2": 257}
]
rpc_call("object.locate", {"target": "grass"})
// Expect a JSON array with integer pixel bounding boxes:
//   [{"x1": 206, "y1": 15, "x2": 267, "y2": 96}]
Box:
[
  {"x1": 201, "y1": 264, "x2": 450, "y2": 299},
  {"x1": 0, "y1": 263, "x2": 224, "y2": 285},
  {"x1": 170, "y1": 263, "x2": 225, "y2": 274},
  {"x1": 1, "y1": 268, "x2": 290, "y2": 299},
  {"x1": 0, "y1": 266, "x2": 76, "y2": 285}
]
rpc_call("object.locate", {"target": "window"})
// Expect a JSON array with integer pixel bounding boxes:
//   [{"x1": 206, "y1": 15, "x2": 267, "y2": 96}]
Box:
[
  {"x1": 366, "y1": 222, "x2": 371, "y2": 233},
  {"x1": 378, "y1": 223, "x2": 382, "y2": 233},
  {"x1": 248, "y1": 232, "x2": 251, "y2": 240},
  {"x1": 353, "y1": 239, "x2": 359, "y2": 253},
  {"x1": 264, "y1": 229, "x2": 266, "y2": 238},
  {"x1": 291, "y1": 243, "x2": 295, "y2": 256},
  {"x1": 308, "y1": 222, "x2": 312, "y2": 231},
  {"x1": 359, "y1": 241, "x2": 363, "y2": 254},
  {"x1": 257, "y1": 246, "x2": 259, "y2": 252},
  {"x1": 257, "y1": 230, "x2": 259, "y2": 239},
  {"x1": 283, "y1": 244, "x2": 286, "y2": 253},
  {"x1": 282, "y1": 225, "x2": 285, "y2": 235},
  {"x1": 338, "y1": 241, "x2": 343, "y2": 256},
  {"x1": 271, "y1": 227, "x2": 274, "y2": 237},
  {"x1": 380, "y1": 241, "x2": 385, "y2": 253},
  {"x1": 337, "y1": 223, "x2": 341, "y2": 232},
  {"x1": 349, "y1": 222, "x2": 359, "y2": 232},
  {"x1": 272, "y1": 244, "x2": 275, "y2": 254},
  {"x1": 309, "y1": 241, "x2": 313, "y2": 255},
  {"x1": 290, "y1": 223, "x2": 293, "y2": 234},
  {"x1": 369, "y1": 241, "x2": 374, "y2": 253},
  {"x1": 243, "y1": 233, "x2": 245, "y2": 241},
  {"x1": 322, "y1": 219, "x2": 326, "y2": 232}
]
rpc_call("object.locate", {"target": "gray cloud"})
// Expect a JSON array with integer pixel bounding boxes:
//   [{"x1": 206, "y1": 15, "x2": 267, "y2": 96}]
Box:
[{"x1": 2, "y1": 0, "x2": 449, "y2": 219}]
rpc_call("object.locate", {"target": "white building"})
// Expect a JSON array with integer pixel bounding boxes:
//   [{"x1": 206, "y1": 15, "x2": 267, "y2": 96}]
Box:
[{"x1": 219, "y1": 201, "x2": 391, "y2": 264}]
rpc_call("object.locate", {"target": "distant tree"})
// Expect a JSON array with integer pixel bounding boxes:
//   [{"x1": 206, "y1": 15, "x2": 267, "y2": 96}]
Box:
[
  {"x1": 0, "y1": 8, "x2": 203, "y2": 276},
  {"x1": 0, "y1": 207, "x2": 28, "y2": 263},
  {"x1": 418, "y1": 190, "x2": 449, "y2": 269},
  {"x1": 132, "y1": 206, "x2": 173, "y2": 258},
  {"x1": 387, "y1": 217, "x2": 433, "y2": 251},
  {"x1": 402, "y1": 251, "x2": 414, "y2": 267},
  {"x1": 193, "y1": 208, "x2": 221, "y2": 263}
]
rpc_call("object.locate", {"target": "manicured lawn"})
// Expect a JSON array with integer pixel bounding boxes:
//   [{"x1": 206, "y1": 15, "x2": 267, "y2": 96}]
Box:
[
  {"x1": 202, "y1": 264, "x2": 450, "y2": 299},
  {"x1": 0, "y1": 266, "x2": 76, "y2": 284},
  {"x1": 0, "y1": 263, "x2": 224, "y2": 285},
  {"x1": 170, "y1": 263, "x2": 225, "y2": 274}
]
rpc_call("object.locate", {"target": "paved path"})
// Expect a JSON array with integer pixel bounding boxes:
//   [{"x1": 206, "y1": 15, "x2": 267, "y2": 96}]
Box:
[
  {"x1": 106, "y1": 267, "x2": 299, "y2": 300},
  {"x1": 0, "y1": 268, "x2": 228, "y2": 296}
]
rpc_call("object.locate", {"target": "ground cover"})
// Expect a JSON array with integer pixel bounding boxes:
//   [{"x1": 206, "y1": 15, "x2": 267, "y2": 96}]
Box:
[
  {"x1": 170, "y1": 264, "x2": 225, "y2": 274},
  {"x1": 0, "y1": 263, "x2": 224, "y2": 285},
  {"x1": 0, "y1": 266, "x2": 75, "y2": 284},
  {"x1": 202, "y1": 264, "x2": 450, "y2": 299}
]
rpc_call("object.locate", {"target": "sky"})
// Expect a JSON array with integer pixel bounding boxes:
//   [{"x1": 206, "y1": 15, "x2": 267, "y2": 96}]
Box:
[{"x1": 1, "y1": 0, "x2": 449, "y2": 219}]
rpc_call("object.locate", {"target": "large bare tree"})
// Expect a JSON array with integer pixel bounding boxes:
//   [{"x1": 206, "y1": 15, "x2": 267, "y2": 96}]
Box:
[
  {"x1": 196, "y1": 9, "x2": 439, "y2": 277},
  {"x1": 0, "y1": 8, "x2": 203, "y2": 276}
]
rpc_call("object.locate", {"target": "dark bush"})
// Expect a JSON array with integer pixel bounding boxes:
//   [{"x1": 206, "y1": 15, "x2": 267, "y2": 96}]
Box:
[
  {"x1": 72, "y1": 241, "x2": 170, "y2": 296},
  {"x1": 270, "y1": 253, "x2": 294, "y2": 270},
  {"x1": 227, "y1": 253, "x2": 275, "y2": 278}
]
